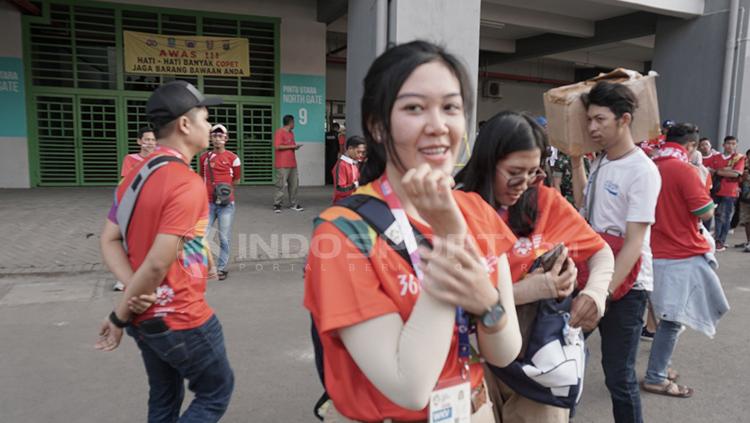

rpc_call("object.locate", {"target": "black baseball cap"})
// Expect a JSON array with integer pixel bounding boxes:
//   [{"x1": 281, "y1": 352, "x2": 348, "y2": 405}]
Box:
[{"x1": 146, "y1": 80, "x2": 222, "y2": 124}]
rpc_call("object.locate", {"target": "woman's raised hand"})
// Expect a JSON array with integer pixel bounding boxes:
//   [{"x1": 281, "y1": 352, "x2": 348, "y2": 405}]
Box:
[
  {"x1": 418, "y1": 237, "x2": 498, "y2": 315},
  {"x1": 402, "y1": 164, "x2": 466, "y2": 238}
]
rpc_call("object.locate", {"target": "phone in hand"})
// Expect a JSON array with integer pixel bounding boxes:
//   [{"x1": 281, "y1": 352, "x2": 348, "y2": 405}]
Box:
[{"x1": 530, "y1": 243, "x2": 569, "y2": 274}]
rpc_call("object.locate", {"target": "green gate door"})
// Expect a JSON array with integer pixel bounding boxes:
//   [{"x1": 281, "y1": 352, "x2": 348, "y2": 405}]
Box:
[{"x1": 35, "y1": 95, "x2": 119, "y2": 185}]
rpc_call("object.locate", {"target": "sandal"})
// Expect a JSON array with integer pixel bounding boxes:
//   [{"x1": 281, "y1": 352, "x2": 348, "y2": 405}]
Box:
[
  {"x1": 641, "y1": 380, "x2": 693, "y2": 398},
  {"x1": 218, "y1": 270, "x2": 228, "y2": 281}
]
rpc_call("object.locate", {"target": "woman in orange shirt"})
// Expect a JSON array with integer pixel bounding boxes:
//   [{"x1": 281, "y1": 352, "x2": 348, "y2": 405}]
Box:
[
  {"x1": 304, "y1": 41, "x2": 522, "y2": 422},
  {"x1": 456, "y1": 111, "x2": 615, "y2": 423}
]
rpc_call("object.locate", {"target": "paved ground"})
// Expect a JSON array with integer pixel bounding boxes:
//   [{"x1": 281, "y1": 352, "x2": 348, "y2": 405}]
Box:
[{"x1": 0, "y1": 186, "x2": 749, "y2": 422}]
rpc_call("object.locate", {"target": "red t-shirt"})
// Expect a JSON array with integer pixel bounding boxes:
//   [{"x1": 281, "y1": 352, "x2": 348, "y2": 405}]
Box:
[
  {"x1": 304, "y1": 180, "x2": 516, "y2": 422},
  {"x1": 121, "y1": 153, "x2": 146, "y2": 178},
  {"x1": 199, "y1": 150, "x2": 241, "y2": 202},
  {"x1": 503, "y1": 185, "x2": 606, "y2": 282},
  {"x1": 108, "y1": 148, "x2": 213, "y2": 330},
  {"x1": 274, "y1": 127, "x2": 297, "y2": 168},
  {"x1": 704, "y1": 153, "x2": 746, "y2": 197},
  {"x1": 332, "y1": 155, "x2": 360, "y2": 203},
  {"x1": 652, "y1": 144, "x2": 714, "y2": 259}
]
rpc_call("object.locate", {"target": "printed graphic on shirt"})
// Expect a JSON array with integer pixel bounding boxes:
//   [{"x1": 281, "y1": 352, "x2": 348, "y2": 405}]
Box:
[{"x1": 179, "y1": 217, "x2": 210, "y2": 278}]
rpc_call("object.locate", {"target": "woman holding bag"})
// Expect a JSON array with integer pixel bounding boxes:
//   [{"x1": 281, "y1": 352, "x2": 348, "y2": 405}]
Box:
[
  {"x1": 304, "y1": 41, "x2": 522, "y2": 422},
  {"x1": 456, "y1": 111, "x2": 614, "y2": 423}
]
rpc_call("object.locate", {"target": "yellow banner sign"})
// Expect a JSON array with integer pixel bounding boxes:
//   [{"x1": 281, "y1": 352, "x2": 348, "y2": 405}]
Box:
[{"x1": 123, "y1": 31, "x2": 250, "y2": 77}]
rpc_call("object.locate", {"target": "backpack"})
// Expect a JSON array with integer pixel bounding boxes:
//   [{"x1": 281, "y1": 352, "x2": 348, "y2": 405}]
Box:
[
  {"x1": 309, "y1": 194, "x2": 429, "y2": 420},
  {"x1": 116, "y1": 155, "x2": 187, "y2": 252},
  {"x1": 486, "y1": 295, "x2": 586, "y2": 411}
]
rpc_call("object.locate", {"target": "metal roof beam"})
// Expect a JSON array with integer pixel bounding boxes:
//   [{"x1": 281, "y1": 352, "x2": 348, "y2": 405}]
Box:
[
  {"x1": 481, "y1": 3, "x2": 594, "y2": 38},
  {"x1": 317, "y1": 0, "x2": 348, "y2": 25},
  {"x1": 481, "y1": 12, "x2": 657, "y2": 65},
  {"x1": 587, "y1": 0, "x2": 704, "y2": 19}
]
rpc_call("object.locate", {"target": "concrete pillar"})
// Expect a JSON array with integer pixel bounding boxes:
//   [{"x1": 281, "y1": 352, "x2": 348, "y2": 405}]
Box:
[
  {"x1": 652, "y1": 3, "x2": 729, "y2": 148},
  {"x1": 388, "y1": 0, "x2": 481, "y2": 143},
  {"x1": 345, "y1": 0, "x2": 388, "y2": 138},
  {"x1": 345, "y1": 0, "x2": 482, "y2": 159},
  {"x1": 731, "y1": 0, "x2": 750, "y2": 154},
  {"x1": 0, "y1": 2, "x2": 30, "y2": 188}
]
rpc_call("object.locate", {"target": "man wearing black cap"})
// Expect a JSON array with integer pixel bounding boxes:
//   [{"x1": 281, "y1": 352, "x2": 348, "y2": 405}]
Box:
[{"x1": 96, "y1": 80, "x2": 234, "y2": 422}]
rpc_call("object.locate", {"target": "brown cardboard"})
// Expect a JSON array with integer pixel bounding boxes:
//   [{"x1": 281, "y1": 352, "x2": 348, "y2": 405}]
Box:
[{"x1": 543, "y1": 68, "x2": 661, "y2": 156}]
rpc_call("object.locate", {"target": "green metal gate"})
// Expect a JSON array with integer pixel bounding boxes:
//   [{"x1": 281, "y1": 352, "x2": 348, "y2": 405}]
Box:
[{"x1": 24, "y1": 0, "x2": 279, "y2": 186}]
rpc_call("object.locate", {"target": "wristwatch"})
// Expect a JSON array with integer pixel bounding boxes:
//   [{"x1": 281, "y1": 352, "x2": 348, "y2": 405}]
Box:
[
  {"x1": 480, "y1": 288, "x2": 505, "y2": 328},
  {"x1": 109, "y1": 310, "x2": 131, "y2": 329}
]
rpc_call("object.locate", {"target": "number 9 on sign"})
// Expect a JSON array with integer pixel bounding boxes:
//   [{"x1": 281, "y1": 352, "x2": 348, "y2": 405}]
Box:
[{"x1": 298, "y1": 108, "x2": 308, "y2": 125}]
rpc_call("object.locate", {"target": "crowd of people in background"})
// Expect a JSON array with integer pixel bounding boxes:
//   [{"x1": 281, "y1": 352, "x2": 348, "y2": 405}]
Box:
[{"x1": 94, "y1": 40, "x2": 746, "y2": 423}]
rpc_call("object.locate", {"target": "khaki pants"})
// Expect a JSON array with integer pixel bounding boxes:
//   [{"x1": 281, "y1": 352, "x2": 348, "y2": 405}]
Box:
[
  {"x1": 483, "y1": 364, "x2": 569, "y2": 423},
  {"x1": 323, "y1": 384, "x2": 496, "y2": 423},
  {"x1": 273, "y1": 167, "x2": 298, "y2": 207}
]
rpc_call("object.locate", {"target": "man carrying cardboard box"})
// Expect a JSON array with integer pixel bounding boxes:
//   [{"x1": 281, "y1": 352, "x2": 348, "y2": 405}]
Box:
[{"x1": 571, "y1": 81, "x2": 661, "y2": 423}]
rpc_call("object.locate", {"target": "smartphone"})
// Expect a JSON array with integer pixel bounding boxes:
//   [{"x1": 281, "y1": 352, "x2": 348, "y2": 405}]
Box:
[
  {"x1": 139, "y1": 317, "x2": 169, "y2": 334},
  {"x1": 530, "y1": 243, "x2": 568, "y2": 273}
]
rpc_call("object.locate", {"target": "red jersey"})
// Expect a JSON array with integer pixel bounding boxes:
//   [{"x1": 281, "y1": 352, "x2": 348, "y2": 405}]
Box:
[
  {"x1": 304, "y1": 180, "x2": 516, "y2": 422},
  {"x1": 332, "y1": 155, "x2": 360, "y2": 203},
  {"x1": 274, "y1": 127, "x2": 297, "y2": 168},
  {"x1": 199, "y1": 150, "x2": 241, "y2": 202},
  {"x1": 107, "y1": 147, "x2": 213, "y2": 330},
  {"x1": 704, "y1": 153, "x2": 746, "y2": 197},
  {"x1": 651, "y1": 143, "x2": 714, "y2": 259},
  {"x1": 121, "y1": 153, "x2": 146, "y2": 178},
  {"x1": 503, "y1": 185, "x2": 605, "y2": 282}
]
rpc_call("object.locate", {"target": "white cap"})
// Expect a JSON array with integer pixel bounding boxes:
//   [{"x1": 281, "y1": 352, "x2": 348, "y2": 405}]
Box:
[{"x1": 211, "y1": 124, "x2": 228, "y2": 134}]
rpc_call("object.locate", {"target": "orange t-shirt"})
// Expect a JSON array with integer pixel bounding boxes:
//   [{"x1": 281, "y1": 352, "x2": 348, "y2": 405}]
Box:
[
  {"x1": 504, "y1": 185, "x2": 606, "y2": 282},
  {"x1": 121, "y1": 153, "x2": 146, "y2": 178},
  {"x1": 304, "y1": 178, "x2": 517, "y2": 422},
  {"x1": 274, "y1": 127, "x2": 297, "y2": 168},
  {"x1": 108, "y1": 148, "x2": 213, "y2": 330}
]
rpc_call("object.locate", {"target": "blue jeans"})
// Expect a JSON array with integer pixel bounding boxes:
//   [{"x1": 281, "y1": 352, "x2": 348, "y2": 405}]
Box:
[
  {"x1": 644, "y1": 319, "x2": 683, "y2": 385},
  {"x1": 599, "y1": 289, "x2": 648, "y2": 423},
  {"x1": 208, "y1": 202, "x2": 235, "y2": 271},
  {"x1": 714, "y1": 196, "x2": 736, "y2": 245},
  {"x1": 126, "y1": 315, "x2": 235, "y2": 423}
]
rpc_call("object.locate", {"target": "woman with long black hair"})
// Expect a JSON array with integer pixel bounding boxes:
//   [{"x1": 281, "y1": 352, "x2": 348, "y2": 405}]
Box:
[
  {"x1": 304, "y1": 42, "x2": 522, "y2": 422},
  {"x1": 456, "y1": 111, "x2": 614, "y2": 423}
]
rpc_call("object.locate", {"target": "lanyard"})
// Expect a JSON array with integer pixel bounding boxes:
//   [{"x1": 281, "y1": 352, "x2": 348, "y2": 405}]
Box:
[{"x1": 379, "y1": 174, "x2": 471, "y2": 378}]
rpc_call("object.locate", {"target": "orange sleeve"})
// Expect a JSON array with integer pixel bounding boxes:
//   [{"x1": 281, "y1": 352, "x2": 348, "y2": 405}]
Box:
[
  {"x1": 304, "y1": 221, "x2": 399, "y2": 334},
  {"x1": 733, "y1": 156, "x2": 746, "y2": 172},
  {"x1": 542, "y1": 187, "x2": 605, "y2": 264},
  {"x1": 120, "y1": 156, "x2": 134, "y2": 178}
]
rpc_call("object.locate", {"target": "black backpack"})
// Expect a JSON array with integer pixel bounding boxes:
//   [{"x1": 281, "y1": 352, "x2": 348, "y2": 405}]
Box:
[{"x1": 309, "y1": 194, "x2": 429, "y2": 420}]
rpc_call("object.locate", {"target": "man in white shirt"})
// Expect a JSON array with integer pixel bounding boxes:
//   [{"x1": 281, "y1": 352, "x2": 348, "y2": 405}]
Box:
[{"x1": 572, "y1": 81, "x2": 661, "y2": 423}]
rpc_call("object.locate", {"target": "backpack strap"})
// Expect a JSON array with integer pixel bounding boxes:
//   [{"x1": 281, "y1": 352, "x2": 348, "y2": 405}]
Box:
[
  {"x1": 334, "y1": 194, "x2": 430, "y2": 269},
  {"x1": 116, "y1": 155, "x2": 187, "y2": 253}
]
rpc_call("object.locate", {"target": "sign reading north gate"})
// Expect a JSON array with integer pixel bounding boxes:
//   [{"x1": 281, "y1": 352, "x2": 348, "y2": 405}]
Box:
[{"x1": 123, "y1": 31, "x2": 250, "y2": 77}]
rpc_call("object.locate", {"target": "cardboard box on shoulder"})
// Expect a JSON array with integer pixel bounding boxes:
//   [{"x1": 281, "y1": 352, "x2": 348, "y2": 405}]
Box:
[{"x1": 543, "y1": 68, "x2": 661, "y2": 156}]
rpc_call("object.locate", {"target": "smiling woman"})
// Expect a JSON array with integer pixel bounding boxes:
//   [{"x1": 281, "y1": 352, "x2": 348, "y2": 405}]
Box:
[
  {"x1": 304, "y1": 41, "x2": 522, "y2": 422},
  {"x1": 455, "y1": 111, "x2": 614, "y2": 423}
]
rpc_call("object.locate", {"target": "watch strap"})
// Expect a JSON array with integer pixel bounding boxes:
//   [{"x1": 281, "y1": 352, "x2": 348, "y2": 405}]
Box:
[{"x1": 109, "y1": 310, "x2": 130, "y2": 328}]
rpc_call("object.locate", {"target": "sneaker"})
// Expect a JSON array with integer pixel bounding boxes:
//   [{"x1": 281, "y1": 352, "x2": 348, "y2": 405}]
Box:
[
  {"x1": 734, "y1": 242, "x2": 748, "y2": 248},
  {"x1": 113, "y1": 281, "x2": 125, "y2": 291},
  {"x1": 274, "y1": 205, "x2": 281, "y2": 214},
  {"x1": 716, "y1": 243, "x2": 727, "y2": 252},
  {"x1": 744, "y1": 244, "x2": 750, "y2": 253},
  {"x1": 641, "y1": 327, "x2": 655, "y2": 341},
  {"x1": 290, "y1": 204, "x2": 305, "y2": 212}
]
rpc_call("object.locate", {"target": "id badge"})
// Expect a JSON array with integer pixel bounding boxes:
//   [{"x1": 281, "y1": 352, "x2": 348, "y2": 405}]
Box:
[{"x1": 429, "y1": 377, "x2": 471, "y2": 423}]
